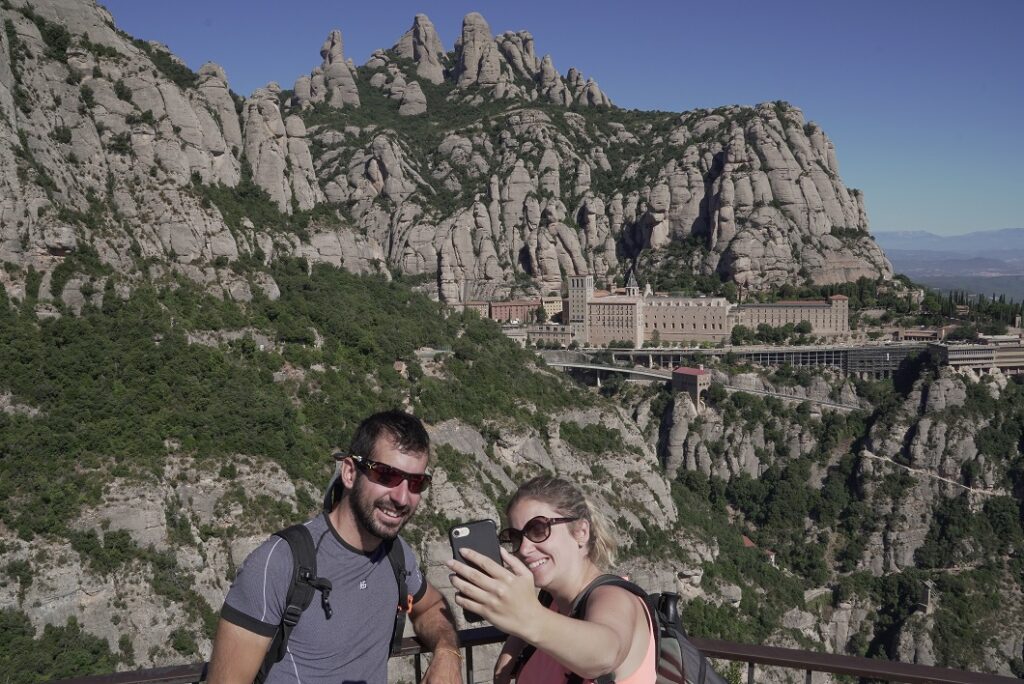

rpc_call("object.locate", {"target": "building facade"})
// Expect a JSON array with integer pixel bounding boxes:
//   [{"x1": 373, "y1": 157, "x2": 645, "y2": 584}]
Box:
[
  {"x1": 463, "y1": 301, "x2": 490, "y2": 318},
  {"x1": 645, "y1": 296, "x2": 732, "y2": 344},
  {"x1": 490, "y1": 299, "x2": 540, "y2": 323},
  {"x1": 567, "y1": 274, "x2": 594, "y2": 342},
  {"x1": 587, "y1": 295, "x2": 645, "y2": 347},
  {"x1": 540, "y1": 296, "x2": 564, "y2": 323},
  {"x1": 734, "y1": 296, "x2": 849, "y2": 336},
  {"x1": 527, "y1": 323, "x2": 573, "y2": 347},
  {"x1": 482, "y1": 276, "x2": 854, "y2": 348}
]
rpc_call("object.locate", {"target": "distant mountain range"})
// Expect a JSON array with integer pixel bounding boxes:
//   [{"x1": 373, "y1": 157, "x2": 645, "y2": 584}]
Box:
[
  {"x1": 874, "y1": 228, "x2": 1024, "y2": 299},
  {"x1": 874, "y1": 228, "x2": 1024, "y2": 256}
]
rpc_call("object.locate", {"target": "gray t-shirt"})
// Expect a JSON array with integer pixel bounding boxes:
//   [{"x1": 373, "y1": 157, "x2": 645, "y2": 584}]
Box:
[{"x1": 222, "y1": 512, "x2": 426, "y2": 684}]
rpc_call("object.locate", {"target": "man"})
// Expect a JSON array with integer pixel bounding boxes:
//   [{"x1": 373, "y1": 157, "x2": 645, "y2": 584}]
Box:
[{"x1": 208, "y1": 410, "x2": 462, "y2": 684}]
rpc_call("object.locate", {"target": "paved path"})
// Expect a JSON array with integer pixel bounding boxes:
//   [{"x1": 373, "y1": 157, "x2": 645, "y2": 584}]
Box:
[{"x1": 859, "y1": 451, "x2": 1001, "y2": 497}]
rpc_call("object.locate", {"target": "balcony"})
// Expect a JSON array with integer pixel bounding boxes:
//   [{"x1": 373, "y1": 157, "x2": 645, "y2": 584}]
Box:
[{"x1": 52, "y1": 625, "x2": 1020, "y2": 684}]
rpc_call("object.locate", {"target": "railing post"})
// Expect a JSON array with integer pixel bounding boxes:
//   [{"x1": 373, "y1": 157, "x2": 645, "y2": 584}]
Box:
[
  {"x1": 747, "y1": 661, "x2": 755, "y2": 684},
  {"x1": 805, "y1": 669, "x2": 812, "y2": 684},
  {"x1": 414, "y1": 653, "x2": 422, "y2": 684},
  {"x1": 466, "y1": 645, "x2": 475, "y2": 684}
]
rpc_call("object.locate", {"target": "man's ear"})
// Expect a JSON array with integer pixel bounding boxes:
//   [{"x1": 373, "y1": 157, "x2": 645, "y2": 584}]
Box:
[{"x1": 340, "y1": 457, "x2": 358, "y2": 489}]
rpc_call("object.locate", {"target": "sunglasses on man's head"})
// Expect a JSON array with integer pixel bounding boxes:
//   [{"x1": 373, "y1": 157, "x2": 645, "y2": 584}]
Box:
[
  {"x1": 348, "y1": 454, "x2": 432, "y2": 494},
  {"x1": 498, "y1": 516, "x2": 579, "y2": 553}
]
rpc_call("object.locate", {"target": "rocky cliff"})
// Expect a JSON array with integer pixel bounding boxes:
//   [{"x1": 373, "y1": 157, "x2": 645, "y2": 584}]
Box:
[{"x1": 0, "y1": 0, "x2": 891, "y2": 314}]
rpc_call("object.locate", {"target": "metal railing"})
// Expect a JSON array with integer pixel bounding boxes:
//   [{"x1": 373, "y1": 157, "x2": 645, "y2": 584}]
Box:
[{"x1": 52, "y1": 625, "x2": 1022, "y2": 684}]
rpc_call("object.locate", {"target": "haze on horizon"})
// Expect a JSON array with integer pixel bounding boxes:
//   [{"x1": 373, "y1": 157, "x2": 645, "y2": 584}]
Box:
[{"x1": 99, "y1": 0, "x2": 1024, "y2": 238}]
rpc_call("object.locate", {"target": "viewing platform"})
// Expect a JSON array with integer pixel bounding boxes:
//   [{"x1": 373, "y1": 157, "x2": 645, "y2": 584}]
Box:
[{"x1": 53, "y1": 626, "x2": 1022, "y2": 684}]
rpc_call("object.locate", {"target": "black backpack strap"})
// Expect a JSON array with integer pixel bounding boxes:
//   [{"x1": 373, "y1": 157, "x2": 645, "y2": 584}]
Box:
[
  {"x1": 254, "y1": 525, "x2": 333, "y2": 684},
  {"x1": 386, "y1": 539, "x2": 411, "y2": 656},
  {"x1": 509, "y1": 590, "x2": 554, "y2": 677},
  {"x1": 564, "y1": 576, "x2": 649, "y2": 684}
]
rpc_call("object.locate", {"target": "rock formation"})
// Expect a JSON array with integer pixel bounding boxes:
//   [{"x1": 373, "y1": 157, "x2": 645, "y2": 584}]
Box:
[
  {"x1": 0, "y1": 4, "x2": 890, "y2": 307},
  {"x1": 454, "y1": 12, "x2": 504, "y2": 88},
  {"x1": 292, "y1": 29, "x2": 360, "y2": 110},
  {"x1": 242, "y1": 85, "x2": 324, "y2": 212},
  {"x1": 392, "y1": 14, "x2": 447, "y2": 85}
]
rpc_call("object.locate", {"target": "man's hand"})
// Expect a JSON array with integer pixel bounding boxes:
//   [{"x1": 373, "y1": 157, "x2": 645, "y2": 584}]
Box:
[{"x1": 422, "y1": 647, "x2": 464, "y2": 684}]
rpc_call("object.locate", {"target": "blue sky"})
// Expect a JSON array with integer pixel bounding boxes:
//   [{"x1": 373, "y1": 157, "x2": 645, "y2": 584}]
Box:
[{"x1": 99, "y1": 0, "x2": 1023, "y2": 236}]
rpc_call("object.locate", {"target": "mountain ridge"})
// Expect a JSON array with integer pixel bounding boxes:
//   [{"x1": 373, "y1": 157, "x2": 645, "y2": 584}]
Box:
[{"x1": 0, "y1": 0, "x2": 892, "y2": 313}]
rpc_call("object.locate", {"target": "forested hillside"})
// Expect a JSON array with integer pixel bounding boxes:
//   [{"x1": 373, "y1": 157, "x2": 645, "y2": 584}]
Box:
[{"x1": 3, "y1": 271, "x2": 1023, "y2": 679}]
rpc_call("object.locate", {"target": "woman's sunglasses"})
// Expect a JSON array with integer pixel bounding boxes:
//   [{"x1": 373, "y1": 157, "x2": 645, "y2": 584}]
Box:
[
  {"x1": 348, "y1": 454, "x2": 432, "y2": 494},
  {"x1": 498, "y1": 516, "x2": 579, "y2": 553}
]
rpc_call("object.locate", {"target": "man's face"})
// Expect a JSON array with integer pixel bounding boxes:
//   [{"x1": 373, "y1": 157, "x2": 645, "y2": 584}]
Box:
[{"x1": 349, "y1": 434, "x2": 428, "y2": 541}]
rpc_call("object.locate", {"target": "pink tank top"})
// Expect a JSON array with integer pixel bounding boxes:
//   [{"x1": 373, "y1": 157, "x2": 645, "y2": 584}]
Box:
[{"x1": 517, "y1": 597, "x2": 656, "y2": 684}]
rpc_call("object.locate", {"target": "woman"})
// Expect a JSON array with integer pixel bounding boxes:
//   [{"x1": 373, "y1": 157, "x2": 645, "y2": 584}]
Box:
[{"x1": 446, "y1": 475, "x2": 656, "y2": 683}]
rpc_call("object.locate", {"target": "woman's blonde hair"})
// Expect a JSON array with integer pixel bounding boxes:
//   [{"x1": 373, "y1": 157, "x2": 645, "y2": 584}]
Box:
[{"x1": 507, "y1": 475, "x2": 617, "y2": 568}]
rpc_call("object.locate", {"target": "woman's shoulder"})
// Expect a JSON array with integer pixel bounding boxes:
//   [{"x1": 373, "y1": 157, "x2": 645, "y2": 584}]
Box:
[{"x1": 581, "y1": 582, "x2": 644, "y2": 620}]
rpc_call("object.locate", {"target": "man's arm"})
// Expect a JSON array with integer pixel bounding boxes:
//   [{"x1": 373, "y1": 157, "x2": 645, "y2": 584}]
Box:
[
  {"x1": 409, "y1": 581, "x2": 463, "y2": 684},
  {"x1": 206, "y1": 618, "x2": 273, "y2": 684}
]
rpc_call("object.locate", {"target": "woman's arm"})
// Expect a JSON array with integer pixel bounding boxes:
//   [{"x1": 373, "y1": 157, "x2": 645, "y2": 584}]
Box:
[
  {"x1": 522, "y1": 585, "x2": 640, "y2": 679},
  {"x1": 493, "y1": 635, "x2": 526, "y2": 684},
  {"x1": 448, "y1": 549, "x2": 642, "y2": 680}
]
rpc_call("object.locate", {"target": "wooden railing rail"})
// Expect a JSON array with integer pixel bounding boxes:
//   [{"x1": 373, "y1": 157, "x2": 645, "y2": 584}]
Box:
[{"x1": 51, "y1": 626, "x2": 1021, "y2": 684}]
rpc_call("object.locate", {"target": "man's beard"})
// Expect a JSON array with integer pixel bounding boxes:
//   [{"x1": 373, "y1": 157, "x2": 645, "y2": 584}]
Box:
[{"x1": 351, "y1": 475, "x2": 413, "y2": 541}]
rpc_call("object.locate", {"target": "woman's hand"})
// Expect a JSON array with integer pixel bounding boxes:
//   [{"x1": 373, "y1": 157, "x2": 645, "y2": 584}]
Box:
[{"x1": 446, "y1": 548, "x2": 542, "y2": 640}]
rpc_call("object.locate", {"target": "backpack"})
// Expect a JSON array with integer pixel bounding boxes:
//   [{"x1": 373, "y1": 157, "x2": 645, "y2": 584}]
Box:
[
  {"x1": 513, "y1": 574, "x2": 728, "y2": 684},
  {"x1": 253, "y1": 524, "x2": 412, "y2": 684}
]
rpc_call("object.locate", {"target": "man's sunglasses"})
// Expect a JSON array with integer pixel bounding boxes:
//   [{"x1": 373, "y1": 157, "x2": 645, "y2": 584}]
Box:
[
  {"x1": 347, "y1": 454, "x2": 432, "y2": 494},
  {"x1": 498, "y1": 516, "x2": 579, "y2": 553}
]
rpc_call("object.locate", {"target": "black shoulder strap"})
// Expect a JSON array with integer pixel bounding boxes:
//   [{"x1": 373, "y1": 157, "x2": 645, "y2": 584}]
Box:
[
  {"x1": 386, "y1": 539, "x2": 410, "y2": 656},
  {"x1": 510, "y1": 590, "x2": 554, "y2": 677},
  {"x1": 254, "y1": 525, "x2": 332, "y2": 684},
  {"x1": 564, "y1": 576, "x2": 649, "y2": 684},
  {"x1": 567, "y1": 575, "x2": 646, "y2": 619}
]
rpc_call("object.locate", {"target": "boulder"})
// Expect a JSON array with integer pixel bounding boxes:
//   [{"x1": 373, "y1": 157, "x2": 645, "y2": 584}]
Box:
[{"x1": 398, "y1": 82, "x2": 427, "y2": 116}]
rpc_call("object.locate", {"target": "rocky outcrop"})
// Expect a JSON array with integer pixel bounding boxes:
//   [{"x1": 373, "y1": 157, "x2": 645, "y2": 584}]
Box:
[
  {"x1": 292, "y1": 30, "x2": 360, "y2": 110},
  {"x1": 398, "y1": 81, "x2": 427, "y2": 116},
  {"x1": 855, "y1": 369, "x2": 1009, "y2": 574},
  {"x1": 453, "y1": 13, "x2": 503, "y2": 88},
  {"x1": 242, "y1": 85, "x2": 324, "y2": 212},
  {"x1": 566, "y1": 67, "x2": 612, "y2": 107},
  {"x1": 319, "y1": 30, "x2": 360, "y2": 109},
  {"x1": 392, "y1": 14, "x2": 447, "y2": 85},
  {"x1": 450, "y1": 13, "x2": 611, "y2": 110},
  {"x1": 195, "y1": 62, "x2": 243, "y2": 182},
  {"x1": 660, "y1": 369, "x2": 860, "y2": 479},
  {"x1": 497, "y1": 31, "x2": 539, "y2": 81},
  {"x1": 364, "y1": 54, "x2": 428, "y2": 117}
]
